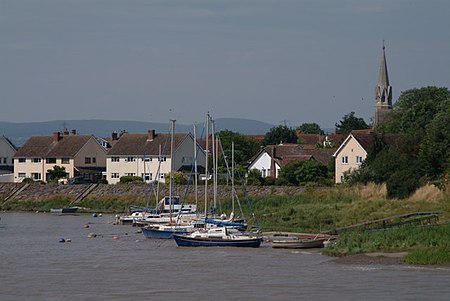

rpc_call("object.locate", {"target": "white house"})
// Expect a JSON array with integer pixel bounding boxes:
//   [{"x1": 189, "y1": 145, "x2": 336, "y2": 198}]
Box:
[
  {"x1": 248, "y1": 144, "x2": 313, "y2": 178},
  {"x1": 105, "y1": 130, "x2": 206, "y2": 184},
  {"x1": 0, "y1": 135, "x2": 17, "y2": 182}
]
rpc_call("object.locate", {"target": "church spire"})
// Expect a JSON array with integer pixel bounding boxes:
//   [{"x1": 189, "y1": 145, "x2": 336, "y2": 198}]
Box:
[{"x1": 374, "y1": 41, "x2": 393, "y2": 126}]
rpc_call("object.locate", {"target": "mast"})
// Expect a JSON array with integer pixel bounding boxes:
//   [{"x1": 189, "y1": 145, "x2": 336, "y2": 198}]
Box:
[
  {"x1": 211, "y1": 118, "x2": 217, "y2": 214},
  {"x1": 204, "y1": 113, "x2": 209, "y2": 217},
  {"x1": 156, "y1": 144, "x2": 161, "y2": 207},
  {"x1": 231, "y1": 141, "x2": 235, "y2": 216},
  {"x1": 193, "y1": 123, "x2": 198, "y2": 213},
  {"x1": 169, "y1": 119, "x2": 176, "y2": 222}
]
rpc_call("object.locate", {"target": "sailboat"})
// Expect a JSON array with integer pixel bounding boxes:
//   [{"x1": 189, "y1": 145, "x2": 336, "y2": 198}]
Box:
[
  {"x1": 173, "y1": 227, "x2": 262, "y2": 248},
  {"x1": 173, "y1": 113, "x2": 262, "y2": 248},
  {"x1": 142, "y1": 120, "x2": 203, "y2": 239},
  {"x1": 203, "y1": 138, "x2": 246, "y2": 230}
]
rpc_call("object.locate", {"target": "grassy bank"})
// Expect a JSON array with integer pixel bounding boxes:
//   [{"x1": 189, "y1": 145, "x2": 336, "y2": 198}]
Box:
[
  {"x1": 322, "y1": 223, "x2": 450, "y2": 265},
  {"x1": 2, "y1": 183, "x2": 449, "y2": 264}
]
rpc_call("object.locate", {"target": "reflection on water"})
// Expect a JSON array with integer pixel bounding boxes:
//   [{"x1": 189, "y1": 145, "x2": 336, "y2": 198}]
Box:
[{"x1": 0, "y1": 212, "x2": 449, "y2": 301}]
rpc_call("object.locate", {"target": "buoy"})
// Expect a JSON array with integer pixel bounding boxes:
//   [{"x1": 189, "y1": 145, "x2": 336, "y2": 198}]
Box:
[
  {"x1": 98, "y1": 213, "x2": 102, "y2": 217},
  {"x1": 112, "y1": 235, "x2": 120, "y2": 240},
  {"x1": 59, "y1": 238, "x2": 65, "y2": 243},
  {"x1": 92, "y1": 213, "x2": 98, "y2": 217},
  {"x1": 88, "y1": 232, "x2": 97, "y2": 238},
  {"x1": 84, "y1": 224, "x2": 90, "y2": 228},
  {"x1": 66, "y1": 238, "x2": 71, "y2": 242}
]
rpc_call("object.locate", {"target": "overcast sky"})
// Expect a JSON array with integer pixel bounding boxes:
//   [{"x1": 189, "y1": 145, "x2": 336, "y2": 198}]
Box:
[{"x1": 1, "y1": 0, "x2": 449, "y2": 129}]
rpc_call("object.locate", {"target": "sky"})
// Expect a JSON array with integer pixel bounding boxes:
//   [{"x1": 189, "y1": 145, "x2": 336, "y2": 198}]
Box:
[{"x1": 1, "y1": 0, "x2": 449, "y2": 129}]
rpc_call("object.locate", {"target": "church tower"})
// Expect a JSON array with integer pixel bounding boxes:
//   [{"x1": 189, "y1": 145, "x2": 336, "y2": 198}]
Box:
[{"x1": 374, "y1": 42, "x2": 393, "y2": 126}]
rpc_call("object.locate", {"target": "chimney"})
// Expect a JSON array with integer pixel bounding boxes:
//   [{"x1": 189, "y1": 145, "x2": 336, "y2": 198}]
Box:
[
  {"x1": 112, "y1": 131, "x2": 118, "y2": 141},
  {"x1": 71, "y1": 129, "x2": 77, "y2": 135},
  {"x1": 147, "y1": 130, "x2": 156, "y2": 141},
  {"x1": 271, "y1": 145, "x2": 276, "y2": 177},
  {"x1": 53, "y1": 131, "x2": 61, "y2": 142}
]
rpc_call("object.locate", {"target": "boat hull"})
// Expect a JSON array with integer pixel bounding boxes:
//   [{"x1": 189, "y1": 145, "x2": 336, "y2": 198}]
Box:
[
  {"x1": 142, "y1": 227, "x2": 190, "y2": 239},
  {"x1": 50, "y1": 207, "x2": 79, "y2": 214},
  {"x1": 173, "y1": 234, "x2": 262, "y2": 248},
  {"x1": 272, "y1": 238, "x2": 328, "y2": 249}
]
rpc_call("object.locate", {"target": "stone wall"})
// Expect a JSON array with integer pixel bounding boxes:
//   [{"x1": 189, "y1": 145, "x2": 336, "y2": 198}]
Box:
[{"x1": 0, "y1": 183, "x2": 307, "y2": 203}]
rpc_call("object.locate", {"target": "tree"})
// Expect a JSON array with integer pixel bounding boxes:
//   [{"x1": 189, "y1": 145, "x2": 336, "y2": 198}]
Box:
[
  {"x1": 47, "y1": 165, "x2": 67, "y2": 182},
  {"x1": 277, "y1": 160, "x2": 303, "y2": 185},
  {"x1": 164, "y1": 171, "x2": 187, "y2": 185},
  {"x1": 335, "y1": 112, "x2": 370, "y2": 136},
  {"x1": 378, "y1": 86, "x2": 450, "y2": 133},
  {"x1": 263, "y1": 125, "x2": 297, "y2": 145},
  {"x1": 418, "y1": 106, "x2": 450, "y2": 185},
  {"x1": 294, "y1": 160, "x2": 329, "y2": 185},
  {"x1": 348, "y1": 86, "x2": 450, "y2": 197},
  {"x1": 297, "y1": 123, "x2": 324, "y2": 135},
  {"x1": 217, "y1": 130, "x2": 262, "y2": 166},
  {"x1": 246, "y1": 169, "x2": 264, "y2": 186}
]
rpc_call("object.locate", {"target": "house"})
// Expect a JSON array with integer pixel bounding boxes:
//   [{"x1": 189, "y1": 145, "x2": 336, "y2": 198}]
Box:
[
  {"x1": 332, "y1": 131, "x2": 372, "y2": 183},
  {"x1": 0, "y1": 135, "x2": 17, "y2": 182},
  {"x1": 248, "y1": 143, "x2": 334, "y2": 178},
  {"x1": 333, "y1": 130, "x2": 399, "y2": 183},
  {"x1": 13, "y1": 130, "x2": 107, "y2": 183},
  {"x1": 106, "y1": 130, "x2": 206, "y2": 184}
]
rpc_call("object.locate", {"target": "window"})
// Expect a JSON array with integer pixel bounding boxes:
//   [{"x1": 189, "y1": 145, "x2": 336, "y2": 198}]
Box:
[
  {"x1": 46, "y1": 158, "x2": 56, "y2": 164},
  {"x1": 85, "y1": 157, "x2": 91, "y2": 164},
  {"x1": 356, "y1": 156, "x2": 364, "y2": 164},
  {"x1": 18, "y1": 172, "x2": 26, "y2": 178},
  {"x1": 341, "y1": 156, "x2": 348, "y2": 164},
  {"x1": 31, "y1": 172, "x2": 41, "y2": 180},
  {"x1": 125, "y1": 157, "x2": 135, "y2": 162},
  {"x1": 143, "y1": 157, "x2": 152, "y2": 162},
  {"x1": 142, "y1": 173, "x2": 151, "y2": 181},
  {"x1": 111, "y1": 157, "x2": 120, "y2": 162},
  {"x1": 261, "y1": 169, "x2": 266, "y2": 177},
  {"x1": 18, "y1": 158, "x2": 26, "y2": 163},
  {"x1": 32, "y1": 158, "x2": 41, "y2": 163},
  {"x1": 111, "y1": 173, "x2": 120, "y2": 179},
  {"x1": 126, "y1": 173, "x2": 136, "y2": 176},
  {"x1": 92, "y1": 157, "x2": 96, "y2": 164},
  {"x1": 160, "y1": 173, "x2": 165, "y2": 179},
  {"x1": 61, "y1": 158, "x2": 70, "y2": 164},
  {"x1": 0, "y1": 157, "x2": 6, "y2": 164},
  {"x1": 159, "y1": 157, "x2": 166, "y2": 162}
]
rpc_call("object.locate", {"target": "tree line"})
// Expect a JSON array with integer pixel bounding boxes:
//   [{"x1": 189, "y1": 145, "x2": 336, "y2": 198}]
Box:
[{"x1": 217, "y1": 86, "x2": 449, "y2": 199}]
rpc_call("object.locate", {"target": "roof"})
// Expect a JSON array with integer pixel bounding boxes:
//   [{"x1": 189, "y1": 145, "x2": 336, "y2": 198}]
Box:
[
  {"x1": 297, "y1": 133, "x2": 345, "y2": 148},
  {"x1": 106, "y1": 132, "x2": 191, "y2": 156},
  {"x1": 0, "y1": 135, "x2": 17, "y2": 151},
  {"x1": 333, "y1": 132, "x2": 399, "y2": 157},
  {"x1": 14, "y1": 134, "x2": 94, "y2": 157},
  {"x1": 249, "y1": 143, "x2": 335, "y2": 168}
]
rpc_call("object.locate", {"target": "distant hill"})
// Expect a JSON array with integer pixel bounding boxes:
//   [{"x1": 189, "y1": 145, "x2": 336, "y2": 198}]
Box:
[{"x1": 0, "y1": 118, "x2": 276, "y2": 147}]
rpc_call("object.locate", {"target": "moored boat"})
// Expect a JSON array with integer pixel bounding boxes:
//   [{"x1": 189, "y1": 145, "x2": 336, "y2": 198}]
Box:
[
  {"x1": 173, "y1": 227, "x2": 262, "y2": 248},
  {"x1": 142, "y1": 220, "x2": 205, "y2": 239},
  {"x1": 271, "y1": 234, "x2": 337, "y2": 249},
  {"x1": 50, "y1": 207, "x2": 79, "y2": 214}
]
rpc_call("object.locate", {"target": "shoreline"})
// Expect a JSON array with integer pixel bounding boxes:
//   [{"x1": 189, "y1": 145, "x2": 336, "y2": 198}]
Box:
[{"x1": 332, "y1": 252, "x2": 408, "y2": 265}]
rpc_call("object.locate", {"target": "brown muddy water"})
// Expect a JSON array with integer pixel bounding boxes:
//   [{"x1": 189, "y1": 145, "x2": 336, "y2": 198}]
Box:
[{"x1": 0, "y1": 212, "x2": 449, "y2": 301}]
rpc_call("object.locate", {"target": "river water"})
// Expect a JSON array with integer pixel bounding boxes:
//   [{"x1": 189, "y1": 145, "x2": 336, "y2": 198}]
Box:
[{"x1": 0, "y1": 212, "x2": 449, "y2": 301}]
